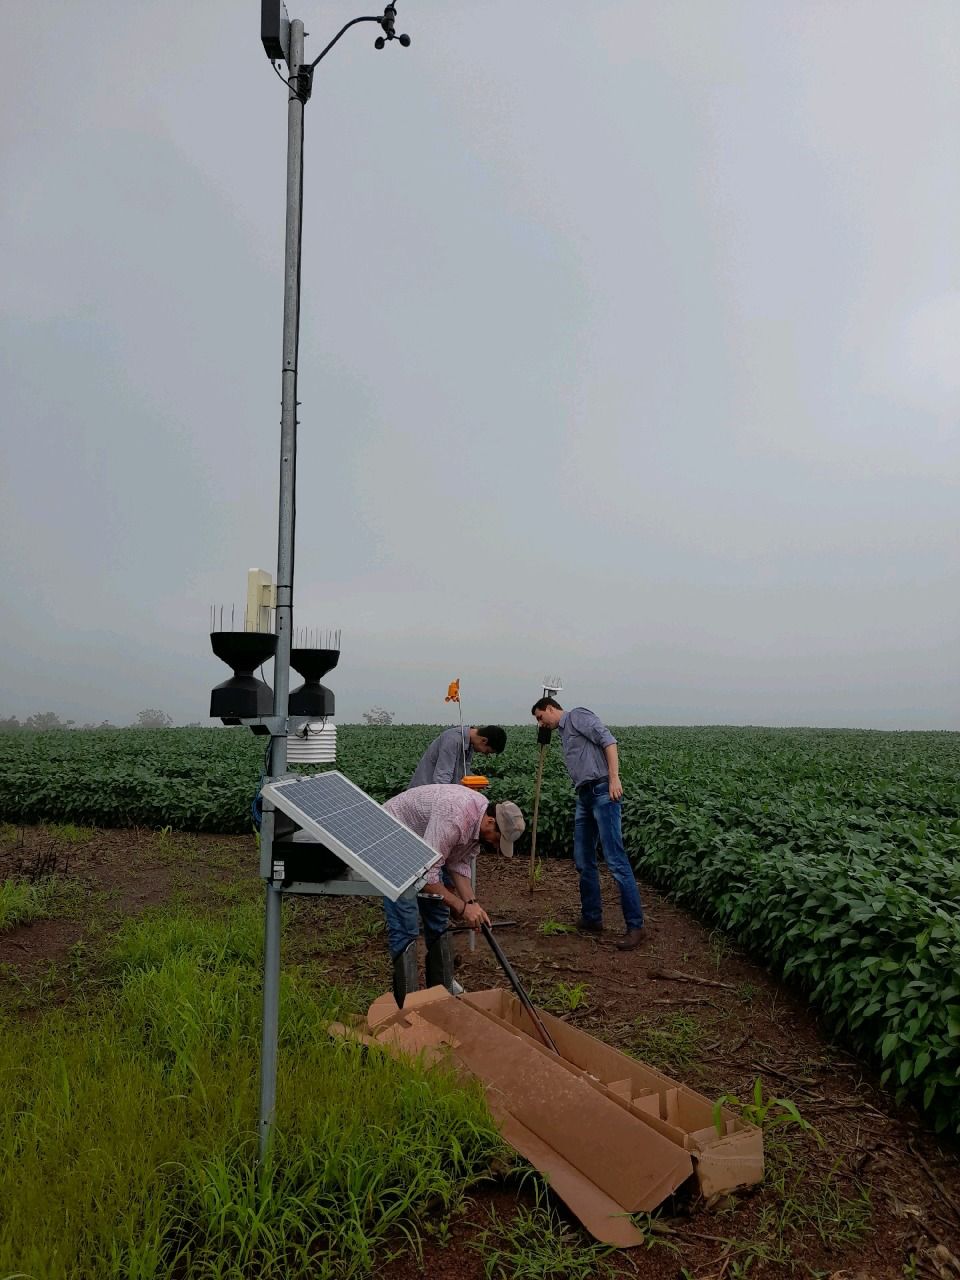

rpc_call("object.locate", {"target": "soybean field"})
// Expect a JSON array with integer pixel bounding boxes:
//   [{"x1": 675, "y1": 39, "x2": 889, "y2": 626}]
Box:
[{"x1": 1, "y1": 724, "x2": 959, "y2": 1135}]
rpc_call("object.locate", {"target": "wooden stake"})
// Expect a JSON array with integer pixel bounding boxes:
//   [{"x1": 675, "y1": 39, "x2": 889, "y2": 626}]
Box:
[{"x1": 528, "y1": 741, "x2": 547, "y2": 893}]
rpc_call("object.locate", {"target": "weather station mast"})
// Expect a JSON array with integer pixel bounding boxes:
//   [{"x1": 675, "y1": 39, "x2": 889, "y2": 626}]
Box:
[{"x1": 206, "y1": 3, "x2": 413, "y2": 1163}]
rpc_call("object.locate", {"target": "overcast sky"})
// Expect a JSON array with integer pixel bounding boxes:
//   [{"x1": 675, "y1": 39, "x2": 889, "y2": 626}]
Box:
[{"x1": 2, "y1": 1, "x2": 958, "y2": 729}]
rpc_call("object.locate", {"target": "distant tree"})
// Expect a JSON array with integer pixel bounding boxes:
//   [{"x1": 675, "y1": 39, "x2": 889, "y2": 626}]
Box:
[
  {"x1": 24, "y1": 712, "x2": 74, "y2": 731},
  {"x1": 361, "y1": 706, "x2": 395, "y2": 726},
  {"x1": 134, "y1": 709, "x2": 174, "y2": 729},
  {"x1": 0, "y1": 715, "x2": 21, "y2": 732}
]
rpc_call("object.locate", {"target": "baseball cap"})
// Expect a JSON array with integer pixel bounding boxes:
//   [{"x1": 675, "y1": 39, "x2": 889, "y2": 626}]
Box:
[{"x1": 494, "y1": 801, "x2": 525, "y2": 857}]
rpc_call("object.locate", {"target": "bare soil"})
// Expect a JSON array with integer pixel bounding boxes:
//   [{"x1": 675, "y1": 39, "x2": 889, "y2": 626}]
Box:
[{"x1": 2, "y1": 824, "x2": 959, "y2": 1279}]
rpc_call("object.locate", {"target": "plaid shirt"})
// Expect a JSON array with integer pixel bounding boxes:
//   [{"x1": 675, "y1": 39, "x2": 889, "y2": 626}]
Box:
[{"x1": 383, "y1": 784, "x2": 486, "y2": 885}]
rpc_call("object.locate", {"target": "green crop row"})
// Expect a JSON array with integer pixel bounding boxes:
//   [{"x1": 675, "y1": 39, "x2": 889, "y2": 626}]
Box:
[{"x1": 624, "y1": 792, "x2": 960, "y2": 1135}]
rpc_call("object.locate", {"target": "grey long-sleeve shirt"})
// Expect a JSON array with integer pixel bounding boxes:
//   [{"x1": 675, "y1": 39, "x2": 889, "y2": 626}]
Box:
[
  {"x1": 408, "y1": 725, "x2": 472, "y2": 789},
  {"x1": 557, "y1": 708, "x2": 617, "y2": 788}
]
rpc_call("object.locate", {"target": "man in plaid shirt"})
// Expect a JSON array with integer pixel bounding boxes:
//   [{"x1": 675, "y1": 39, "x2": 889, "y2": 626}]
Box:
[{"x1": 383, "y1": 783, "x2": 524, "y2": 1005}]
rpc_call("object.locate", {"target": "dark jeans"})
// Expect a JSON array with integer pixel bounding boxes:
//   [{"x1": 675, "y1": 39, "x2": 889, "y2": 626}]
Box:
[
  {"x1": 383, "y1": 892, "x2": 449, "y2": 958},
  {"x1": 383, "y1": 866, "x2": 457, "y2": 958},
  {"x1": 573, "y1": 779, "x2": 644, "y2": 930}
]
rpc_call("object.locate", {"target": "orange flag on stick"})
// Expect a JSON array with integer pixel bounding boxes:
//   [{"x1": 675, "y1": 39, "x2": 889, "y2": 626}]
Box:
[{"x1": 444, "y1": 678, "x2": 460, "y2": 704}]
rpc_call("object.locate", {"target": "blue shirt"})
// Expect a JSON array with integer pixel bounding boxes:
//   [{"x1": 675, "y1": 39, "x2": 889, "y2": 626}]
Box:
[
  {"x1": 408, "y1": 725, "x2": 472, "y2": 789},
  {"x1": 557, "y1": 708, "x2": 616, "y2": 788}
]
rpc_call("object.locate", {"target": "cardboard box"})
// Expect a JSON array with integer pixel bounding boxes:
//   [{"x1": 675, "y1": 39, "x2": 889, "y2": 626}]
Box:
[
  {"x1": 460, "y1": 989, "x2": 764, "y2": 1202},
  {"x1": 330, "y1": 987, "x2": 763, "y2": 1247}
]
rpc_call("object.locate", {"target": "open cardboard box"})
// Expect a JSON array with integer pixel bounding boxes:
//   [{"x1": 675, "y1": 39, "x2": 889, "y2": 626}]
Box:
[{"x1": 330, "y1": 986, "x2": 763, "y2": 1247}]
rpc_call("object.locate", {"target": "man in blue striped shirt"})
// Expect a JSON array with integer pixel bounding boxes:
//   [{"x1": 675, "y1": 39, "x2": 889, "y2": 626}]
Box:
[{"x1": 532, "y1": 697, "x2": 644, "y2": 950}]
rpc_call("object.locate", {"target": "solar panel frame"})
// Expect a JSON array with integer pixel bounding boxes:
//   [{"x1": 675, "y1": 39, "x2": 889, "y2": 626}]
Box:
[{"x1": 261, "y1": 770, "x2": 442, "y2": 901}]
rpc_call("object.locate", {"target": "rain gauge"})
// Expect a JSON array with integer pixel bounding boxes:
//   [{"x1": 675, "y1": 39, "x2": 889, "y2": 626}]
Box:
[{"x1": 209, "y1": 570, "x2": 338, "y2": 764}]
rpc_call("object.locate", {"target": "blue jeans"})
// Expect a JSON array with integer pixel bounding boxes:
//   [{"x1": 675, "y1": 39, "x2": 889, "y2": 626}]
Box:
[
  {"x1": 573, "y1": 779, "x2": 644, "y2": 930},
  {"x1": 383, "y1": 889, "x2": 450, "y2": 958}
]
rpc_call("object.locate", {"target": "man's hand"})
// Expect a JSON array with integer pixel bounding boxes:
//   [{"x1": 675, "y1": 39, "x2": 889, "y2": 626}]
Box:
[
  {"x1": 609, "y1": 775, "x2": 623, "y2": 801},
  {"x1": 461, "y1": 901, "x2": 491, "y2": 930}
]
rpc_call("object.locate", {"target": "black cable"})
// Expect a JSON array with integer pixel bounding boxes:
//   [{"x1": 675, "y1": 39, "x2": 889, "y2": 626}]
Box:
[
  {"x1": 291, "y1": 98, "x2": 303, "y2": 600},
  {"x1": 252, "y1": 732, "x2": 273, "y2": 830},
  {"x1": 271, "y1": 59, "x2": 308, "y2": 104}
]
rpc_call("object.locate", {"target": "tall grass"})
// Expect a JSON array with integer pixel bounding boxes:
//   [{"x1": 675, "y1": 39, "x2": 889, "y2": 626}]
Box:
[
  {"x1": 0, "y1": 877, "x2": 67, "y2": 931},
  {"x1": 0, "y1": 901, "x2": 502, "y2": 1279}
]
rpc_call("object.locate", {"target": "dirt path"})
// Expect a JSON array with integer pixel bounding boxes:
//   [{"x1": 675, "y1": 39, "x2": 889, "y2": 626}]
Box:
[{"x1": 2, "y1": 824, "x2": 959, "y2": 1278}]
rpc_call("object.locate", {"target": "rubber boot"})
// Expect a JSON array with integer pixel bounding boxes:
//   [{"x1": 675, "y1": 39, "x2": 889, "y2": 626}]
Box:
[
  {"x1": 424, "y1": 930, "x2": 456, "y2": 993},
  {"x1": 391, "y1": 940, "x2": 418, "y2": 1009}
]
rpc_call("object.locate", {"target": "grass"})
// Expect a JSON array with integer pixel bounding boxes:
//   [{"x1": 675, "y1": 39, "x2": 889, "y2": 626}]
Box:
[
  {"x1": 543, "y1": 981, "x2": 589, "y2": 1013},
  {"x1": 627, "y1": 1012, "x2": 701, "y2": 1071},
  {"x1": 470, "y1": 1182, "x2": 616, "y2": 1279},
  {"x1": 537, "y1": 919, "x2": 576, "y2": 937},
  {"x1": 46, "y1": 821, "x2": 95, "y2": 844},
  {"x1": 0, "y1": 899, "x2": 505, "y2": 1279},
  {"x1": 703, "y1": 1141, "x2": 872, "y2": 1275},
  {"x1": 639, "y1": 1123, "x2": 871, "y2": 1277},
  {"x1": 0, "y1": 875, "x2": 85, "y2": 932},
  {"x1": 0, "y1": 958, "x2": 63, "y2": 1013},
  {"x1": 709, "y1": 929, "x2": 732, "y2": 971},
  {"x1": 695, "y1": 1091, "x2": 870, "y2": 1275},
  {"x1": 301, "y1": 900, "x2": 385, "y2": 954}
]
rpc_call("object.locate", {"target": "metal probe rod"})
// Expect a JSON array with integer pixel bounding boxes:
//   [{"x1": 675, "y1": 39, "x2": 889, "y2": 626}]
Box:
[{"x1": 479, "y1": 923, "x2": 560, "y2": 1055}]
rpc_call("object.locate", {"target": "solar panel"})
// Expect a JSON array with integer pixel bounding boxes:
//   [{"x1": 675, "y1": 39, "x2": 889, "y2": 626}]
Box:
[{"x1": 261, "y1": 771, "x2": 441, "y2": 900}]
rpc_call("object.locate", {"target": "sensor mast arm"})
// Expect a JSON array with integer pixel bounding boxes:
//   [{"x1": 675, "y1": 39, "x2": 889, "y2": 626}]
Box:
[{"x1": 309, "y1": 4, "x2": 410, "y2": 69}]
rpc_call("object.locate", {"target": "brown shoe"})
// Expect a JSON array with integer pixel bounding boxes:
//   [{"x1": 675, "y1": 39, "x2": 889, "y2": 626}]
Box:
[
  {"x1": 616, "y1": 928, "x2": 644, "y2": 950},
  {"x1": 575, "y1": 916, "x2": 603, "y2": 934}
]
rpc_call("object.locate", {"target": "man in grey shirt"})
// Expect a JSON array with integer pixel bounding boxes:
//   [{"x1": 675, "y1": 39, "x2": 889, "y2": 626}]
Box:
[
  {"x1": 531, "y1": 697, "x2": 644, "y2": 950},
  {"x1": 408, "y1": 724, "x2": 507, "y2": 789}
]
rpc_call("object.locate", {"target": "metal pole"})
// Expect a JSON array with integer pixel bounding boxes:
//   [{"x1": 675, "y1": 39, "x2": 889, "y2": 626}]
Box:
[
  {"x1": 258, "y1": 875, "x2": 283, "y2": 1162},
  {"x1": 273, "y1": 16, "x2": 305, "y2": 759},
  {"x1": 258, "y1": 17, "x2": 305, "y2": 1166}
]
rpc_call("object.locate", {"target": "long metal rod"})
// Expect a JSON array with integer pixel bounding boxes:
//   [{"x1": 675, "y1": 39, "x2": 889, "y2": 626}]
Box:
[
  {"x1": 258, "y1": 878, "x2": 283, "y2": 1162},
  {"x1": 479, "y1": 923, "x2": 560, "y2": 1054},
  {"x1": 258, "y1": 17, "x2": 305, "y2": 1167},
  {"x1": 528, "y1": 741, "x2": 547, "y2": 892},
  {"x1": 272, "y1": 16, "x2": 305, "y2": 760}
]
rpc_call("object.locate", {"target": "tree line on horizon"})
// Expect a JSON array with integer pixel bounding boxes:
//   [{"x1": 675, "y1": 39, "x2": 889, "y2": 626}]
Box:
[
  {"x1": 0, "y1": 710, "x2": 195, "y2": 732},
  {"x1": 0, "y1": 707, "x2": 399, "y2": 731}
]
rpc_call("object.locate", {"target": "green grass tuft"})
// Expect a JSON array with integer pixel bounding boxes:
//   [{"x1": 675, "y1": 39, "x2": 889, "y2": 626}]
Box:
[
  {"x1": 628, "y1": 1012, "x2": 701, "y2": 1071},
  {"x1": 0, "y1": 902, "x2": 504, "y2": 1279},
  {"x1": 471, "y1": 1181, "x2": 616, "y2": 1279},
  {"x1": 537, "y1": 919, "x2": 576, "y2": 937},
  {"x1": 0, "y1": 875, "x2": 85, "y2": 932}
]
